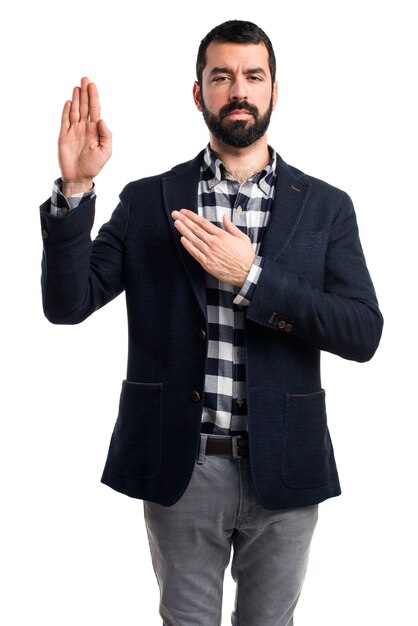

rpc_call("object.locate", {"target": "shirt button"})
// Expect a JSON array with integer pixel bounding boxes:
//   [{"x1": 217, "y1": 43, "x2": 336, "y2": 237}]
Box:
[
  {"x1": 191, "y1": 391, "x2": 201, "y2": 402},
  {"x1": 236, "y1": 206, "x2": 243, "y2": 213},
  {"x1": 60, "y1": 207, "x2": 69, "y2": 215},
  {"x1": 199, "y1": 329, "x2": 206, "y2": 341}
]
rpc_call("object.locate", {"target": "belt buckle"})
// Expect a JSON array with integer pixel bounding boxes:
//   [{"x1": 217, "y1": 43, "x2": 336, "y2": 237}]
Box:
[{"x1": 231, "y1": 435, "x2": 243, "y2": 460}]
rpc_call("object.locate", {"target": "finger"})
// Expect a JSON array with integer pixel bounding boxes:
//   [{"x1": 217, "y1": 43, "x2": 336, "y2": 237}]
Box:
[
  {"x1": 79, "y1": 76, "x2": 89, "y2": 121},
  {"x1": 60, "y1": 100, "x2": 71, "y2": 132},
  {"x1": 180, "y1": 236, "x2": 208, "y2": 267},
  {"x1": 179, "y1": 216, "x2": 212, "y2": 245},
  {"x1": 173, "y1": 217, "x2": 209, "y2": 252},
  {"x1": 69, "y1": 86, "x2": 80, "y2": 124},
  {"x1": 177, "y1": 209, "x2": 220, "y2": 235},
  {"x1": 87, "y1": 81, "x2": 101, "y2": 123}
]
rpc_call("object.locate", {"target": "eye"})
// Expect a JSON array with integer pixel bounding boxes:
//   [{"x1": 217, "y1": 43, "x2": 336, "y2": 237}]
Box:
[
  {"x1": 212, "y1": 76, "x2": 230, "y2": 83},
  {"x1": 248, "y1": 75, "x2": 263, "y2": 81}
]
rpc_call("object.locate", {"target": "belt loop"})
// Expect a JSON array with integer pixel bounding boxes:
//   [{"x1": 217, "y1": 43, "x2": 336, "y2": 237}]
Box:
[
  {"x1": 197, "y1": 434, "x2": 208, "y2": 464},
  {"x1": 232, "y1": 435, "x2": 243, "y2": 460}
]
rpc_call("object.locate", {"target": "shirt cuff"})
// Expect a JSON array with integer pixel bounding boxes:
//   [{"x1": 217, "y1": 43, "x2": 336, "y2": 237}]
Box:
[
  {"x1": 50, "y1": 178, "x2": 96, "y2": 217},
  {"x1": 233, "y1": 256, "x2": 264, "y2": 307}
]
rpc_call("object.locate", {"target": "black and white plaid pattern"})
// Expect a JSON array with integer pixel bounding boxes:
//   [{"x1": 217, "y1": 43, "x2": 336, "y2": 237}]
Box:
[
  {"x1": 51, "y1": 180, "x2": 95, "y2": 216},
  {"x1": 199, "y1": 146, "x2": 277, "y2": 435},
  {"x1": 51, "y1": 145, "x2": 277, "y2": 435}
]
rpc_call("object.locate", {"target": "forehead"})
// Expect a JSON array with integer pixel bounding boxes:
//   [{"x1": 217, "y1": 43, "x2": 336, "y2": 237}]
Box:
[{"x1": 203, "y1": 41, "x2": 270, "y2": 76}]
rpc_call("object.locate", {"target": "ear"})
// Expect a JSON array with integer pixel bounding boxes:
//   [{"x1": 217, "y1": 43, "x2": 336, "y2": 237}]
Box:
[
  {"x1": 272, "y1": 81, "x2": 279, "y2": 110},
  {"x1": 193, "y1": 81, "x2": 203, "y2": 112}
]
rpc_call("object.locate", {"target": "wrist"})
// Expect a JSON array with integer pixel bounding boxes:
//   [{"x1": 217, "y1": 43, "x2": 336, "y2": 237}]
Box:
[{"x1": 61, "y1": 179, "x2": 94, "y2": 198}]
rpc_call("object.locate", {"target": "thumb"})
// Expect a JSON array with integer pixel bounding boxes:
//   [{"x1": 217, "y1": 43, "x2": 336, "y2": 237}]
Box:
[
  {"x1": 97, "y1": 119, "x2": 113, "y2": 143},
  {"x1": 223, "y1": 213, "x2": 246, "y2": 238}
]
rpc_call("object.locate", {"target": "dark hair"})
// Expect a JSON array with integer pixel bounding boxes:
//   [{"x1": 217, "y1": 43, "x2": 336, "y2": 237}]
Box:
[{"x1": 196, "y1": 20, "x2": 276, "y2": 85}]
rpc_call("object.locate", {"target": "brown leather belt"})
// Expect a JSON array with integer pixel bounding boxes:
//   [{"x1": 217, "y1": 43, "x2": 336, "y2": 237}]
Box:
[{"x1": 205, "y1": 435, "x2": 249, "y2": 459}]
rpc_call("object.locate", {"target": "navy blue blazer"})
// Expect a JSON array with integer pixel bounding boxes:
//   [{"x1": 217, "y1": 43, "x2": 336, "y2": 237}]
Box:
[{"x1": 40, "y1": 152, "x2": 383, "y2": 509}]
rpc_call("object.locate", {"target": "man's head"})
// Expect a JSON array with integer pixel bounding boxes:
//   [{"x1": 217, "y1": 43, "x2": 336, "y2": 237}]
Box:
[
  {"x1": 194, "y1": 20, "x2": 278, "y2": 149},
  {"x1": 196, "y1": 20, "x2": 276, "y2": 87}
]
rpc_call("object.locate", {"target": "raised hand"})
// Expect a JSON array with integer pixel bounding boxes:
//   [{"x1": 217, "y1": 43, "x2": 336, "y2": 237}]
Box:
[{"x1": 58, "y1": 77, "x2": 112, "y2": 197}]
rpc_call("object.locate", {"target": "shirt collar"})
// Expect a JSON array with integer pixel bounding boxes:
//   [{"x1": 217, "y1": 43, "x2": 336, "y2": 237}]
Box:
[{"x1": 202, "y1": 144, "x2": 277, "y2": 196}]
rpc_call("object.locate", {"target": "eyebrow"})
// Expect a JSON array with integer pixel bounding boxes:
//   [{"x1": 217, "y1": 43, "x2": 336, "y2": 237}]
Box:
[{"x1": 209, "y1": 66, "x2": 267, "y2": 77}]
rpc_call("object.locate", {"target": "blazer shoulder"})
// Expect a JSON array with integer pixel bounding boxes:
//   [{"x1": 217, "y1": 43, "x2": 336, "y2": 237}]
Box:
[{"x1": 279, "y1": 156, "x2": 349, "y2": 202}]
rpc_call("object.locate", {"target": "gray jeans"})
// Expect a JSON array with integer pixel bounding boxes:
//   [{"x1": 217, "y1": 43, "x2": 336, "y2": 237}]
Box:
[{"x1": 144, "y1": 435, "x2": 318, "y2": 626}]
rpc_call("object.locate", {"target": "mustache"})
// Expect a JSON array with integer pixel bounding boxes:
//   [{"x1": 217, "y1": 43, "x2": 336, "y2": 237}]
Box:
[{"x1": 219, "y1": 101, "x2": 259, "y2": 120}]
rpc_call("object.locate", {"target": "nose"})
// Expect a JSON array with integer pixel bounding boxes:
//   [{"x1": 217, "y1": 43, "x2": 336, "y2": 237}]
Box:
[{"x1": 229, "y1": 76, "x2": 248, "y2": 101}]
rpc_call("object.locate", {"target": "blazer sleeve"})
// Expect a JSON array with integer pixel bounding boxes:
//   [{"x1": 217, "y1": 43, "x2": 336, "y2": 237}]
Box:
[
  {"x1": 246, "y1": 192, "x2": 383, "y2": 362},
  {"x1": 40, "y1": 187, "x2": 130, "y2": 324}
]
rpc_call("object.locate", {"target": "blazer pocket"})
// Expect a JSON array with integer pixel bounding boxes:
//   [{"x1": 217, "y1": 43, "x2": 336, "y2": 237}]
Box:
[
  {"x1": 107, "y1": 380, "x2": 163, "y2": 480},
  {"x1": 282, "y1": 390, "x2": 331, "y2": 489}
]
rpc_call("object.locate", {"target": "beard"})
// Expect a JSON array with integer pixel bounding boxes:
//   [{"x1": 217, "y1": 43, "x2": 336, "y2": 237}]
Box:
[{"x1": 201, "y1": 95, "x2": 274, "y2": 148}]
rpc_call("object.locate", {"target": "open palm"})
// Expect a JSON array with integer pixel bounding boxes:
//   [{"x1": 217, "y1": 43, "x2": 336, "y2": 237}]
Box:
[{"x1": 58, "y1": 77, "x2": 112, "y2": 193}]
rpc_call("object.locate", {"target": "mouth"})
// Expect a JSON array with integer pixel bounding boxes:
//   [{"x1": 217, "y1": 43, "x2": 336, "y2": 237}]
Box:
[{"x1": 224, "y1": 110, "x2": 253, "y2": 121}]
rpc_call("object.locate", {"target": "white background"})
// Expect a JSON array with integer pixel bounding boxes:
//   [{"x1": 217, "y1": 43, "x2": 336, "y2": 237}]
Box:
[{"x1": 2, "y1": 0, "x2": 417, "y2": 624}]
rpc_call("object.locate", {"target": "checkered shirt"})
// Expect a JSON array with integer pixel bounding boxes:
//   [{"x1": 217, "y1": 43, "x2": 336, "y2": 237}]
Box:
[{"x1": 199, "y1": 145, "x2": 277, "y2": 435}]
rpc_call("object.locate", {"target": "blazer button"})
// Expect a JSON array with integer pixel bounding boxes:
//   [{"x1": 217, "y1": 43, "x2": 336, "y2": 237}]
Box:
[
  {"x1": 284, "y1": 323, "x2": 293, "y2": 332},
  {"x1": 277, "y1": 320, "x2": 286, "y2": 329},
  {"x1": 42, "y1": 229, "x2": 48, "y2": 239},
  {"x1": 191, "y1": 390, "x2": 201, "y2": 402},
  {"x1": 199, "y1": 329, "x2": 206, "y2": 341}
]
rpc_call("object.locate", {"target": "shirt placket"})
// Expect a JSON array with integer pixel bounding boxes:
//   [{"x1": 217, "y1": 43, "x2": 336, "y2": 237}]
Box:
[
  {"x1": 200, "y1": 147, "x2": 276, "y2": 434},
  {"x1": 231, "y1": 183, "x2": 250, "y2": 427}
]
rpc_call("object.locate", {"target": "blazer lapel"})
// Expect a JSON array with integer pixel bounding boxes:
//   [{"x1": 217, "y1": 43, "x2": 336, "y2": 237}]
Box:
[
  {"x1": 259, "y1": 157, "x2": 311, "y2": 260},
  {"x1": 162, "y1": 153, "x2": 207, "y2": 317}
]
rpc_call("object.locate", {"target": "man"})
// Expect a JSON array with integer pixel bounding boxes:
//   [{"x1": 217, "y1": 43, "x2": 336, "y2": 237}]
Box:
[{"x1": 40, "y1": 20, "x2": 383, "y2": 626}]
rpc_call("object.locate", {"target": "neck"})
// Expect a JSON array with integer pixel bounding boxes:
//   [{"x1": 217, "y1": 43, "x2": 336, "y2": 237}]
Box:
[{"x1": 209, "y1": 135, "x2": 271, "y2": 184}]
